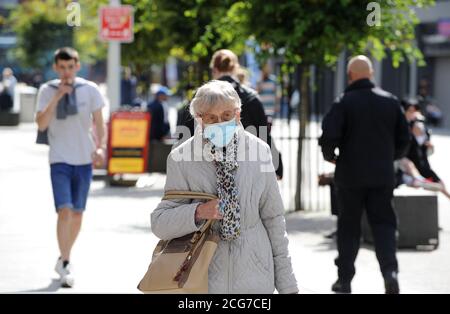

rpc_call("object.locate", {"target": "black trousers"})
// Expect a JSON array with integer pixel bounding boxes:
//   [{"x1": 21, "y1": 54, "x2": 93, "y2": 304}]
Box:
[
  {"x1": 330, "y1": 181, "x2": 339, "y2": 216},
  {"x1": 336, "y1": 186, "x2": 398, "y2": 281}
]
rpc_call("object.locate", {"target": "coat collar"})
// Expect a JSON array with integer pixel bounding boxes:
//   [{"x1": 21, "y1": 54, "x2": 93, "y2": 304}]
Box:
[
  {"x1": 218, "y1": 75, "x2": 239, "y2": 85},
  {"x1": 345, "y1": 78, "x2": 375, "y2": 93}
]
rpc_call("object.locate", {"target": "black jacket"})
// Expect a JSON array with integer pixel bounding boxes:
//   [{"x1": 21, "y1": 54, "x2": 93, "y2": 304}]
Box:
[
  {"x1": 319, "y1": 79, "x2": 410, "y2": 188},
  {"x1": 147, "y1": 99, "x2": 170, "y2": 140},
  {"x1": 406, "y1": 120, "x2": 440, "y2": 182}
]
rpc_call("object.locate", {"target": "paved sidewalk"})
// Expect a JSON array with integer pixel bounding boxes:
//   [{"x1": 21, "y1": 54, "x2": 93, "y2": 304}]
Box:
[{"x1": 1, "y1": 123, "x2": 449, "y2": 293}]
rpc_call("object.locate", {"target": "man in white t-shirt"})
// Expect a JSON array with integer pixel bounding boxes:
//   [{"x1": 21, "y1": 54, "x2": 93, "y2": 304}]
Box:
[{"x1": 35, "y1": 47, "x2": 106, "y2": 288}]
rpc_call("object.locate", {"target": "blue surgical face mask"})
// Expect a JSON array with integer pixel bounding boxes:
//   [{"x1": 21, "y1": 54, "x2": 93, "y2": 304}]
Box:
[{"x1": 203, "y1": 118, "x2": 238, "y2": 148}]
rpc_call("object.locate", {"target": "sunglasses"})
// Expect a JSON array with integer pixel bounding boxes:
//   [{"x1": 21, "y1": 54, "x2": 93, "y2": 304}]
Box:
[{"x1": 198, "y1": 108, "x2": 238, "y2": 124}]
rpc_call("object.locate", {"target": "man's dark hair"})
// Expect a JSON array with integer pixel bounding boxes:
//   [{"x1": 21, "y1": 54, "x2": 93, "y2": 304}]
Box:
[
  {"x1": 54, "y1": 47, "x2": 79, "y2": 64},
  {"x1": 401, "y1": 98, "x2": 420, "y2": 112}
]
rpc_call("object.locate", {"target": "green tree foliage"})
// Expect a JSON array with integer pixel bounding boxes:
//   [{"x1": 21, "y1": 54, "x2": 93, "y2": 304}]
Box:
[
  {"x1": 121, "y1": 0, "x2": 168, "y2": 71},
  {"x1": 149, "y1": 0, "x2": 249, "y2": 86},
  {"x1": 74, "y1": 0, "x2": 108, "y2": 65},
  {"x1": 10, "y1": 0, "x2": 73, "y2": 69},
  {"x1": 244, "y1": 0, "x2": 433, "y2": 67},
  {"x1": 10, "y1": 0, "x2": 107, "y2": 68}
]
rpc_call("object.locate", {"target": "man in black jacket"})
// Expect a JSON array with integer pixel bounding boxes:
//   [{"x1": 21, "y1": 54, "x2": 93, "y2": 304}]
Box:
[{"x1": 319, "y1": 55, "x2": 410, "y2": 294}]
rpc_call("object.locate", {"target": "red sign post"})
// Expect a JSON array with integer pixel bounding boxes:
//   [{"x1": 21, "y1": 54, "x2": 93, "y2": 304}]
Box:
[{"x1": 99, "y1": 5, "x2": 134, "y2": 42}]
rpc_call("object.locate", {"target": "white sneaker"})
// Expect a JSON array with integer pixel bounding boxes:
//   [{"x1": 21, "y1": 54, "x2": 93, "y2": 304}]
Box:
[{"x1": 54, "y1": 258, "x2": 74, "y2": 288}]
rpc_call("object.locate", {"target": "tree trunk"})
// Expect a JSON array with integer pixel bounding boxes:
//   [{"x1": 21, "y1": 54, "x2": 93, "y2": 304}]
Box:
[
  {"x1": 162, "y1": 63, "x2": 168, "y2": 87},
  {"x1": 197, "y1": 57, "x2": 210, "y2": 86},
  {"x1": 295, "y1": 65, "x2": 310, "y2": 211}
]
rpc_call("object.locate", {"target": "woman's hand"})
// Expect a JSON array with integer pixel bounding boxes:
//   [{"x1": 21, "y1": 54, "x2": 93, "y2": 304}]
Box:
[{"x1": 195, "y1": 199, "x2": 223, "y2": 222}]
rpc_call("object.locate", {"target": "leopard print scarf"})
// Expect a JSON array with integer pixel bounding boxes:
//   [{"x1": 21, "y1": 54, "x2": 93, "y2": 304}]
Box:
[{"x1": 205, "y1": 133, "x2": 241, "y2": 241}]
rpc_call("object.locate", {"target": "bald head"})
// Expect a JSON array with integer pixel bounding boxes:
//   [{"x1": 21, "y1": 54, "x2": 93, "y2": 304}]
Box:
[{"x1": 347, "y1": 55, "x2": 373, "y2": 83}]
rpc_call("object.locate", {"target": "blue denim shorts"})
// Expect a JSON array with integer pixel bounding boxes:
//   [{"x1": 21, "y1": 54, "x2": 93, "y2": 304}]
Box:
[{"x1": 50, "y1": 163, "x2": 93, "y2": 212}]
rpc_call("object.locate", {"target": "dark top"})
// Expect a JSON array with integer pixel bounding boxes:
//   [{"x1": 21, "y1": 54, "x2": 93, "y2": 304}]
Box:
[
  {"x1": 0, "y1": 89, "x2": 13, "y2": 111},
  {"x1": 147, "y1": 99, "x2": 170, "y2": 140},
  {"x1": 406, "y1": 120, "x2": 440, "y2": 182},
  {"x1": 120, "y1": 77, "x2": 137, "y2": 106},
  {"x1": 319, "y1": 78, "x2": 411, "y2": 188}
]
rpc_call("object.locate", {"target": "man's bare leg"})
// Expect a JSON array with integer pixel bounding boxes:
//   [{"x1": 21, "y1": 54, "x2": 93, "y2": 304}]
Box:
[{"x1": 57, "y1": 208, "x2": 72, "y2": 261}]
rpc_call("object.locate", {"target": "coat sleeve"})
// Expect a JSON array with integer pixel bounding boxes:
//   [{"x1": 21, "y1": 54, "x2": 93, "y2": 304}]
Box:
[
  {"x1": 319, "y1": 99, "x2": 345, "y2": 162},
  {"x1": 259, "y1": 145, "x2": 299, "y2": 294},
  {"x1": 150, "y1": 153, "x2": 203, "y2": 240}
]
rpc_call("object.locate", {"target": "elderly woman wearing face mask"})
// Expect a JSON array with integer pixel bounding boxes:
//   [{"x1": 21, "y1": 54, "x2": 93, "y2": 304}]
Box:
[{"x1": 151, "y1": 80, "x2": 298, "y2": 294}]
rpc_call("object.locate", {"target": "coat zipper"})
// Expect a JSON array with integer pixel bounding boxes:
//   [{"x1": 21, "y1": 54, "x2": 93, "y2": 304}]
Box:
[{"x1": 227, "y1": 242, "x2": 232, "y2": 293}]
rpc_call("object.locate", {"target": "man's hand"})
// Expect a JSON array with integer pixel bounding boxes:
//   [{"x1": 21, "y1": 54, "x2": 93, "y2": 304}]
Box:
[
  {"x1": 195, "y1": 199, "x2": 223, "y2": 222},
  {"x1": 57, "y1": 82, "x2": 73, "y2": 98},
  {"x1": 92, "y1": 148, "x2": 105, "y2": 168},
  {"x1": 36, "y1": 83, "x2": 72, "y2": 131}
]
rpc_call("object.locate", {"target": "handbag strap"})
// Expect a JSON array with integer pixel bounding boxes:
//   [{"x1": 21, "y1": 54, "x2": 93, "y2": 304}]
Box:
[{"x1": 162, "y1": 190, "x2": 217, "y2": 201}]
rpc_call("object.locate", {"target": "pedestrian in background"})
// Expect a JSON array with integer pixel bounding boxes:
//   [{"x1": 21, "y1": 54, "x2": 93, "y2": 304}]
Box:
[
  {"x1": 417, "y1": 78, "x2": 443, "y2": 127},
  {"x1": 147, "y1": 86, "x2": 171, "y2": 141},
  {"x1": 397, "y1": 99, "x2": 450, "y2": 199},
  {"x1": 319, "y1": 55, "x2": 410, "y2": 294},
  {"x1": 120, "y1": 67, "x2": 138, "y2": 107},
  {"x1": 0, "y1": 67, "x2": 17, "y2": 112},
  {"x1": 236, "y1": 67, "x2": 250, "y2": 87},
  {"x1": 35, "y1": 47, "x2": 106, "y2": 288},
  {"x1": 257, "y1": 64, "x2": 279, "y2": 119}
]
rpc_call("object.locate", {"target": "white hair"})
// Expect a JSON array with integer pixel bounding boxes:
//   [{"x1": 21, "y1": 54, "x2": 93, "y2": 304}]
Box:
[{"x1": 189, "y1": 80, "x2": 241, "y2": 117}]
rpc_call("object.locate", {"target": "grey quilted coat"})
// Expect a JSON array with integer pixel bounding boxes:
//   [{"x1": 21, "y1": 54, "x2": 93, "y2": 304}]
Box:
[{"x1": 151, "y1": 126, "x2": 298, "y2": 294}]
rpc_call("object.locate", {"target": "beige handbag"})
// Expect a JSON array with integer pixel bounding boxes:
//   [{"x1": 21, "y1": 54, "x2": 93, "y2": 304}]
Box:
[{"x1": 137, "y1": 190, "x2": 219, "y2": 294}]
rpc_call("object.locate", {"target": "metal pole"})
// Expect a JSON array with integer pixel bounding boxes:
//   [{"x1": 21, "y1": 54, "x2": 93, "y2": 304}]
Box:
[
  {"x1": 373, "y1": 58, "x2": 382, "y2": 87},
  {"x1": 335, "y1": 50, "x2": 346, "y2": 96},
  {"x1": 107, "y1": 0, "x2": 121, "y2": 112},
  {"x1": 409, "y1": 58, "x2": 418, "y2": 100}
]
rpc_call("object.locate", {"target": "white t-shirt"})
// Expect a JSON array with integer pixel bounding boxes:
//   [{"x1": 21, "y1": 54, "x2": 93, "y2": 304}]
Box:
[{"x1": 36, "y1": 77, "x2": 105, "y2": 165}]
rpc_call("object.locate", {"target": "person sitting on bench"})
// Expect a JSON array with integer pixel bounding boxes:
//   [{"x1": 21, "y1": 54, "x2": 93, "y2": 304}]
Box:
[{"x1": 396, "y1": 99, "x2": 450, "y2": 199}]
